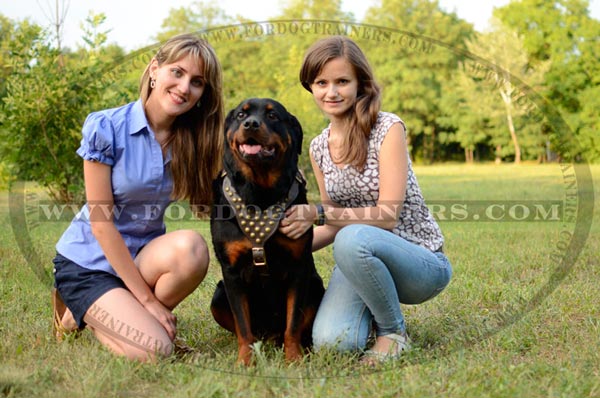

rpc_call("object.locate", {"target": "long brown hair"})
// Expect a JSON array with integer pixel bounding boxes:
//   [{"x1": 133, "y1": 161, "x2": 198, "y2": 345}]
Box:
[
  {"x1": 140, "y1": 34, "x2": 224, "y2": 214},
  {"x1": 299, "y1": 36, "x2": 381, "y2": 170}
]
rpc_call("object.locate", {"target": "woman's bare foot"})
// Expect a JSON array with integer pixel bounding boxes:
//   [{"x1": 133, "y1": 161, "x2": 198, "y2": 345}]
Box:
[
  {"x1": 52, "y1": 289, "x2": 80, "y2": 340},
  {"x1": 60, "y1": 307, "x2": 78, "y2": 331}
]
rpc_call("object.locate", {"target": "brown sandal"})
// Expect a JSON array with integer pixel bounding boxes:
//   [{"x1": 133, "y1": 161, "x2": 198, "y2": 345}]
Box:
[
  {"x1": 52, "y1": 288, "x2": 79, "y2": 341},
  {"x1": 173, "y1": 337, "x2": 195, "y2": 356}
]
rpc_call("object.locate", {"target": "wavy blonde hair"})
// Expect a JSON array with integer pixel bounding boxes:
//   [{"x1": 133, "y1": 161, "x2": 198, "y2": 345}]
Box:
[
  {"x1": 140, "y1": 34, "x2": 224, "y2": 213},
  {"x1": 299, "y1": 36, "x2": 381, "y2": 170}
]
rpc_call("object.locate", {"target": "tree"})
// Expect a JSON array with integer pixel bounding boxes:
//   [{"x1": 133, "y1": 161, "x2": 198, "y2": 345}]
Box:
[
  {"x1": 494, "y1": 0, "x2": 600, "y2": 161},
  {"x1": 0, "y1": 15, "x2": 14, "y2": 98},
  {"x1": 462, "y1": 20, "x2": 549, "y2": 163},
  {"x1": 35, "y1": 0, "x2": 69, "y2": 54},
  {"x1": 0, "y1": 15, "x2": 20, "y2": 189},
  {"x1": 0, "y1": 13, "x2": 128, "y2": 203},
  {"x1": 278, "y1": 0, "x2": 354, "y2": 20},
  {"x1": 362, "y1": 0, "x2": 473, "y2": 163},
  {"x1": 438, "y1": 67, "x2": 497, "y2": 163},
  {"x1": 156, "y1": 0, "x2": 233, "y2": 43}
]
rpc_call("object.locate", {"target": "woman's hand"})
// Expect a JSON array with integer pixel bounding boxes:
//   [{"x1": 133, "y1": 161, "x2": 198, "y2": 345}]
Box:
[
  {"x1": 279, "y1": 204, "x2": 315, "y2": 239},
  {"x1": 143, "y1": 299, "x2": 177, "y2": 341}
]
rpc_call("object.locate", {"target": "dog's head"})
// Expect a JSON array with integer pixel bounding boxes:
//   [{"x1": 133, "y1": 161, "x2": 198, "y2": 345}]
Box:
[{"x1": 223, "y1": 98, "x2": 303, "y2": 186}]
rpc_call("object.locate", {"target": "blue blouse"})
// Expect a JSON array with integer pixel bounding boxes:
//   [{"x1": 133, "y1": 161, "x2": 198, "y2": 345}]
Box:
[{"x1": 56, "y1": 100, "x2": 174, "y2": 275}]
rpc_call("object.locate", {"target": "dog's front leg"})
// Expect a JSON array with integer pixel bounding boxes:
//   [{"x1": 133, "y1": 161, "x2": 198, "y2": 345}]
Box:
[
  {"x1": 283, "y1": 286, "x2": 314, "y2": 361},
  {"x1": 227, "y1": 291, "x2": 256, "y2": 366}
]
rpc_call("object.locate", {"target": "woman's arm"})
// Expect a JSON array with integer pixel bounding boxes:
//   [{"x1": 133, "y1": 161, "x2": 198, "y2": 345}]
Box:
[
  {"x1": 280, "y1": 149, "x2": 340, "y2": 248},
  {"x1": 281, "y1": 122, "x2": 408, "y2": 240},
  {"x1": 84, "y1": 160, "x2": 177, "y2": 339},
  {"x1": 319, "y1": 122, "x2": 408, "y2": 229},
  {"x1": 310, "y1": 152, "x2": 340, "y2": 251}
]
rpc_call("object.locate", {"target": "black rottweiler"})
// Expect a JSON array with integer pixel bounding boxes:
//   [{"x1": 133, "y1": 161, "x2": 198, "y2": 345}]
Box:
[{"x1": 209, "y1": 98, "x2": 324, "y2": 365}]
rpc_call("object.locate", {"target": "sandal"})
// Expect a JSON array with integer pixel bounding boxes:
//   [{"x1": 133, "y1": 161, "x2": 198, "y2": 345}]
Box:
[
  {"x1": 362, "y1": 332, "x2": 411, "y2": 364},
  {"x1": 52, "y1": 288, "x2": 79, "y2": 341},
  {"x1": 173, "y1": 337, "x2": 195, "y2": 356}
]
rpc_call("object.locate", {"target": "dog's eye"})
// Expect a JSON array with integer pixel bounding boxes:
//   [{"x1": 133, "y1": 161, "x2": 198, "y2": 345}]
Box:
[
  {"x1": 236, "y1": 111, "x2": 246, "y2": 120},
  {"x1": 267, "y1": 111, "x2": 279, "y2": 121}
]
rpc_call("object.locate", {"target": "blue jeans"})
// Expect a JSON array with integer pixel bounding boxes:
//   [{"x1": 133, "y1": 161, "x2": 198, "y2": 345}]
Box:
[{"x1": 312, "y1": 224, "x2": 452, "y2": 352}]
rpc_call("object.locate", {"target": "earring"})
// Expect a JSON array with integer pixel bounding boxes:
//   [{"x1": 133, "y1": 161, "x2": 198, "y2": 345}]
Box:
[
  {"x1": 196, "y1": 101, "x2": 201, "y2": 108},
  {"x1": 150, "y1": 78, "x2": 156, "y2": 89}
]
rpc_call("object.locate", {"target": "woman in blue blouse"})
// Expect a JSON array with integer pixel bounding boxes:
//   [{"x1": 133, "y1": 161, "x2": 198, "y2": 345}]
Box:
[{"x1": 52, "y1": 34, "x2": 224, "y2": 361}]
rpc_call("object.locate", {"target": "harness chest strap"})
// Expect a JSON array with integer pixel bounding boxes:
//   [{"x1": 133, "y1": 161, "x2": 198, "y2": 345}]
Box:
[{"x1": 222, "y1": 173, "x2": 302, "y2": 266}]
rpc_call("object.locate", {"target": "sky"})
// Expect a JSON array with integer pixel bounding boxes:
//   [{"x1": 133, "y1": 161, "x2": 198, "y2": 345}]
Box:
[{"x1": 1, "y1": 0, "x2": 599, "y2": 51}]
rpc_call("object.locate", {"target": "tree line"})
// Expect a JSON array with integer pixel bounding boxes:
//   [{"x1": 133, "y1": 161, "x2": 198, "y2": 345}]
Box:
[{"x1": 1, "y1": 0, "x2": 598, "y2": 202}]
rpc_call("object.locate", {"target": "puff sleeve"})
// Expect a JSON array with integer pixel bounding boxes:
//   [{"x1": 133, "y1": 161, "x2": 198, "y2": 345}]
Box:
[{"x1": 76, "y1": 112, "x2": 115, "y2": 165}]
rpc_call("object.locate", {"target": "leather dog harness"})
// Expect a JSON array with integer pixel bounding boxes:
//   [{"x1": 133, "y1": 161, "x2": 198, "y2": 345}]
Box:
[{"x1": 221, "y1": 171, "x2": 303, "y2": 268}]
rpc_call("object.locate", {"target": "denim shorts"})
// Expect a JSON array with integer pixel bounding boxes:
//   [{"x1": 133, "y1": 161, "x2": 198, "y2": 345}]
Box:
[{"x1": 53, "y1": 253, "x2": 127, "y2": 328}]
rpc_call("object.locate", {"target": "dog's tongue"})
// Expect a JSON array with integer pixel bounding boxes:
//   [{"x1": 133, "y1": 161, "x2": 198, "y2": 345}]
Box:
[{"x1": 241, "y1": 144, "x2": 262, "y2": 155}]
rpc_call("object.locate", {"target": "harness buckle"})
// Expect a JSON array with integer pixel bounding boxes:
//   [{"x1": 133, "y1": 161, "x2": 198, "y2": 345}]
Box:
[{"x1": 252, "y1": 247, "x2": 267, "y2": 266}]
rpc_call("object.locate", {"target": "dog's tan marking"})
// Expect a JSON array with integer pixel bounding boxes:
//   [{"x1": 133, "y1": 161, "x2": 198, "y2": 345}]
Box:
[
  {"x1": 283, "y1": 288, "x2": 304, "y2": 361},
  {"x1": 224, "y1": 239, "x2": 252, "y2": 266}
]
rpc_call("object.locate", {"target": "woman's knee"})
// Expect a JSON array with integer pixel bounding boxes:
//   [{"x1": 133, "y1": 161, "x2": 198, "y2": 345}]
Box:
[
  {"x1": 333, "y1": 225, "x2": 372, "y2": 269},
  {"x1": 334, "y1": 224, "x2": 366, "y2": 243},
  {"x1": 170, "y1": 230, "x2": 209, "y2": 281},
  {"x1": 334, "y1": 224, "x2": 364, "y2": 249},
  {"x1": 86, "y1": 291, "x2": 175, "y2": 362}
]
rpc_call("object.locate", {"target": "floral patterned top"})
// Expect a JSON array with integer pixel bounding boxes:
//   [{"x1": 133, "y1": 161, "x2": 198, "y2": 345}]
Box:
[{"x1": 310, "y1": 112, "x2": 444, "y2": 252}]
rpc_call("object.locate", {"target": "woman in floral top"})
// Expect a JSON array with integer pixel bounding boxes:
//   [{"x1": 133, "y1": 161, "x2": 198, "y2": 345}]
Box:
[{"x1": 280, "y1": 36, "x2": 452, "y2": 364}]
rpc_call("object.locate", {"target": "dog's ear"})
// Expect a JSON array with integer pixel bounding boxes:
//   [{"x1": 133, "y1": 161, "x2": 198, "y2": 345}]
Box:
[
  {"x1": 224, "y1": 106, "x2": 238, "y2": 133},
  {"x1": 288, "y1": 114, "x2": 303, "y2": 155}
]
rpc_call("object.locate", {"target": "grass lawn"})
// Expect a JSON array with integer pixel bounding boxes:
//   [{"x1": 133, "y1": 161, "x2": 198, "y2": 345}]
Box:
[{"x1": 0, "y1": 163, "x2": 598, "y2": 398}]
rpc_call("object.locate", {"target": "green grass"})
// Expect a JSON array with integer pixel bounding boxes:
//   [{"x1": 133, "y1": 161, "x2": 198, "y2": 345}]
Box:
[{"x1": 1, "y1": 163, "x2": 598, "y2": 398}]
